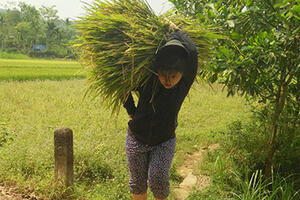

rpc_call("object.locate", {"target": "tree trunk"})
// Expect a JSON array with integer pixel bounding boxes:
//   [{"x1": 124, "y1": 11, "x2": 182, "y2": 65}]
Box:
[{"x1": 264, "y1": 82, "x2": 287, "y2": 179}]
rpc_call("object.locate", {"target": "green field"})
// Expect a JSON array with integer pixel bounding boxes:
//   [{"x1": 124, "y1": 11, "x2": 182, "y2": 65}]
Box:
[
  {"x1": 0, "y1": 59, "x2": 251, "y2": 199},
  {"x1": 0, "y1": 59, "x2": 85, "y2": 81}
]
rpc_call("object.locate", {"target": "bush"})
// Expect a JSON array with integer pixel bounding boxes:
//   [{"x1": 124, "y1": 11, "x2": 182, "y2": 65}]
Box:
[
  {"x1": 207, "y1": 104, "x2": 300, "y2": 198},
  {"x1": 74, "y1": 152, "x2": 114, "y2": 183},
  {"x1": 274, "y1": 103, "x2": 300, "y2": 177},
  {"x1": 219, "y1": 118, "x2": 268, "y2": 176},
  {"x1": 0, "y1": 50, "x2": 30, "y2": 59},
  {"x1": 216, "y1": 103, "x2": 300, "y2": 176}
]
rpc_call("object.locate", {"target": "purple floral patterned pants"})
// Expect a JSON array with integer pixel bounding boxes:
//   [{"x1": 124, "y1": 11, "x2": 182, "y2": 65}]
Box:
[{"x1": 125, "y1": 131, "x2": 176, "y2": 199}]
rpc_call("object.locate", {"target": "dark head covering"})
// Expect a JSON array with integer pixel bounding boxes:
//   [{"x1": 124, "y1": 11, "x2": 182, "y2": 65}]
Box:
[
  {"x1": 161, "y1": 39, "x2": 189, "y2": 53},
  {"x1": 154, "y1": 39, "x2": 189, "y2": 72}
]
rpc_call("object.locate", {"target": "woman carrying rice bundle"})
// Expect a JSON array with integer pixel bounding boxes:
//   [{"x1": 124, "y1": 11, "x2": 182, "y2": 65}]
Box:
[
  {"x1": 123, "y1": 29, "x2": 198, "y2": 200},
  {"x1": 75, "y1": 0, "x2": 216, "y2": 198}
]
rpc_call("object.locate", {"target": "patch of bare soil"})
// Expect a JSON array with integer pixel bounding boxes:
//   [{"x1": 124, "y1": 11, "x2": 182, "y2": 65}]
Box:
[
  {"x1": 0, "y1": 184, "x2": 37, "y2": 200},
  {"x1": 174, "y1": 144, "x2": 219, "y2": 200}
]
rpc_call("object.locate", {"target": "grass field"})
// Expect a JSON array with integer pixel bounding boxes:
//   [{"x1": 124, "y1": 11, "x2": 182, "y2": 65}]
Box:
[
  {"x1": 0, "y1": 74, "x2": 250, "y2": 199},
  {"x1": 0, "y1": 59, "x2": 85, "y2": 81},
  {"x1": 0, "y1": 58, "x2": 257, "y2": 199}
]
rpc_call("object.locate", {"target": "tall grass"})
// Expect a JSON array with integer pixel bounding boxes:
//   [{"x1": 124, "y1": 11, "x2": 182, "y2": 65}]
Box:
[
  {"x1": 232, "y1": 171, "x2": 300, "y2": 200},
  {"x1": 0, "y1": 79, "x2": 249, "y2": 199},
  {"x1": 189, "y1": 160, "x2": 300, "y2": 200},
  {"x1": 215, "y1": 156, "x2": 225, "y2": 189}
]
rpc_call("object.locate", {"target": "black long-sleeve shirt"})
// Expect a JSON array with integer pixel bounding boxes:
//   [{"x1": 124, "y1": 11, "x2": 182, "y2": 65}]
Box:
[{"x1": 123, "y1": 30, "x2": 198, "y2": 145}]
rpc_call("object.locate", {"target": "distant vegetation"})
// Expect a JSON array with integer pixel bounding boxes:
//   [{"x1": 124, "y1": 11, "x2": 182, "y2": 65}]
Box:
[
  {"x1": 0, "y1": 50, "x2": 30, "y2": 59},
  {"x1": 0, "y1": 1, "x2": 76, "y2": 59}
]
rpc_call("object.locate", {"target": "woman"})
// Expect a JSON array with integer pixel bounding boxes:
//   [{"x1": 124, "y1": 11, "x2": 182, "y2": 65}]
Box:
[{"x1": 123, "y1": 30, "x2": 198, "y2": 200}]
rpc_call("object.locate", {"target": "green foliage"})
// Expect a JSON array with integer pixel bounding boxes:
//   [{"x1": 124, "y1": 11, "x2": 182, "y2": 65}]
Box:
[
  {"x1": 231, "y1": 170, "x2": 300, "y2": 200},
  {"x1": 198, "y1": 106, "x2": 300, "y2": 199},
  {"x1": 215, "y1": 156, "x2": 225, "y2": 189},
  {"x1": 75, "y1": 152, "x2": 114, "y2": 183},
  {"x1": 0, "y1": 58, "x2": 85, "y2": 81},
  {"x1": 0, "y1": 2, "x2": 76, "y2": 58},
  {"x1": 169, "y1": 0, "x2": 300, "y2": 180},
  {"x1": 0, "y1": 50, "x2": 30, "y2": 59},
  {"x1": 220, "y1": 119, "x2": 268, "y2": 174},
  {"x1": 189, "y1": 171, "x2": 300, "y2": 200},
  {"x1": 199, "y1": 117, "x2": 267, "y2": 195},
  {"x1": 213, "y1": 104, "x2": 299, "y2": 176},
  {"x1": 74, "y1": 0, "x2": 219, "y2": 113},
  {"x1": 262, "y1": 104, "x2": 300, "y2": 176},
  {"x1": 171, "y1": 0, "x2": 300, "y2": 103},
  {"x1": 15, "y1": 2, "x2": 41, "y2": 55}
]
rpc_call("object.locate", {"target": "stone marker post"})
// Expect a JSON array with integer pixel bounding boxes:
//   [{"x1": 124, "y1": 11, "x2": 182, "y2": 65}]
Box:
[{"x1": 54, "y1": 128, "x2": 74, "y2": 187}]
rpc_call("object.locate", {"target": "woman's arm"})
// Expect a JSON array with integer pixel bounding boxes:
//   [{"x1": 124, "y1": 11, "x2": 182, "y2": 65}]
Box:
[
  {"x1": 123, "y1": 92, "x2": 136, "y2": 117},
  {"x1": 172, "y1": 30, "x2": 198, "y2": 87}
]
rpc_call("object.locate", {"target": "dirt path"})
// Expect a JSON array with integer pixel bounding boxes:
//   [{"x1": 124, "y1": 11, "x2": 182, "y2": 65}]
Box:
[
  {"x1": 174, "y1": 144, "x2": 219, "y2": 200},
  {"x1": 0, "y1": 184, "x2": 37, "y2": 200},
  {"x1": 0, "y1": 184, "x2": 22, "y2": 200}
]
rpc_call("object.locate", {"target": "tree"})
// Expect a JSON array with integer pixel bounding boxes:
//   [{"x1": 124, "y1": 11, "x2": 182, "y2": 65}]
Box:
[
  {"x1": 0, "y1": 8, "x2": 21, "y2": 51},
  {"x1": 0, "y1": 1, "x2": 76, "y2": 58},
  {"x1": 169, "y1": 0, "x2": 300, "y2": 178},
  {"x1": 39, "y1": 5, "x2": 58, "y2": 21},
  {"x1": 0, "y1": 13, "x2": 5, "y2": 49},
  {"x1": 15, "y1": 21, "x2": 33, "y2": 54},
  {"x1": 18, "y1": 2, "x2": 41, "y2": 53},
  {"x1": 39, "y1": 5, "x2": 75, "y2": 58}
]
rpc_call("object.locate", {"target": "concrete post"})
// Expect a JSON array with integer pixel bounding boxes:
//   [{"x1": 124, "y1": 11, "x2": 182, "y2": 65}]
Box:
[{"x1": 54, "y1": 128, "x2": 74, "y2": 187}]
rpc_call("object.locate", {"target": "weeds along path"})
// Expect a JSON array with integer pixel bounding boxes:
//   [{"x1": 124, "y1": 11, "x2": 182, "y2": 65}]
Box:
[
  {"x1": 174, "y1": 144, "x2": 219, "y2": 200},
  {"x1": 0, "y1": 184, "x2": 37, "y2": 200}
]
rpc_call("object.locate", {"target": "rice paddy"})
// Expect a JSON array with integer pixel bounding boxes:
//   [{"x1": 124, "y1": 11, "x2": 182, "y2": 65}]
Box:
[{"x1": 0, "y1": 58, "x2": 85, "y2": 81}]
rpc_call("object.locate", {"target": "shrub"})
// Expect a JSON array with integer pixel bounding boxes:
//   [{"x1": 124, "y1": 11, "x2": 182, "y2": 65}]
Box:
[
  {"x1": 208, "y1": 104, "x2": 300, "y2": 198},
  {"x1": 0, "y1": 50, "x2": 30, "y2": 59},
  {"x1": 74, "y1": 152, "x2": 114, "y2": 183},
  {"x1": 219, "y1": 118, "x2": 268, "y2": 176}
]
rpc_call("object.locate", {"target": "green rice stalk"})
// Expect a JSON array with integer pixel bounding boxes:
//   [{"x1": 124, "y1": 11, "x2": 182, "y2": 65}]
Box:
[{"x1": 74, "y1": 0, "x2": 219, "y2": 114}]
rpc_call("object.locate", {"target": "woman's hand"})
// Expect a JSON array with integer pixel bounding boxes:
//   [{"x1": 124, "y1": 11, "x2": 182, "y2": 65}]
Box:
[{"x1": 129, "y1": 115, "x2": 133, "y2": 120}]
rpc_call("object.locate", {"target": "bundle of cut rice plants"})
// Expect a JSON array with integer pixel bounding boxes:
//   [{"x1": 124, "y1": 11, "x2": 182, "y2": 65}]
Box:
[{"x1": 74, "y1": 0, "x2": 217, "y2": 113}]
